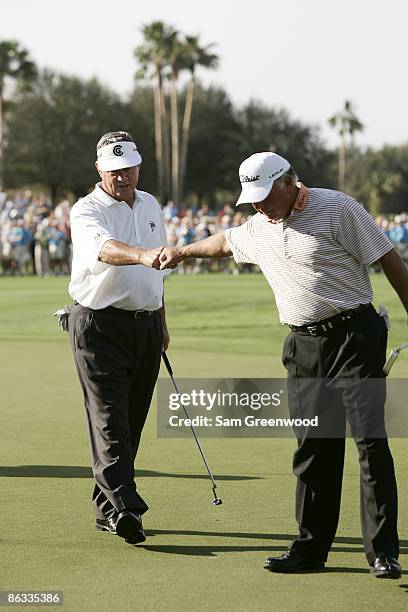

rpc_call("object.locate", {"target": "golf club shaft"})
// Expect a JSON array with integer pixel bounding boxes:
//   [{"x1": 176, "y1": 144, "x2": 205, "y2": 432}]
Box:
[{"x1": 161, "y1": 352, "x2": 218, "y2": 491}]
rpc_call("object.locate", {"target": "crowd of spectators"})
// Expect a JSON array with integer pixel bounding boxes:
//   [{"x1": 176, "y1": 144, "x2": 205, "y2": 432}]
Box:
[
  {"x1": 162, "y1": 201, "x2": 253, "y2": 273},
  {"x1": 0, "y1": 192, "x2": 253, "y2": 276},
  {"x1": 1, "y1": 189, "x2": 408, "y2": 276},
  {"x1": 0, "y1": 191, "x2": 71, "y2": 276},
  {"x1": 375, "y1": 214, "x2": 408, "y2": 262}
]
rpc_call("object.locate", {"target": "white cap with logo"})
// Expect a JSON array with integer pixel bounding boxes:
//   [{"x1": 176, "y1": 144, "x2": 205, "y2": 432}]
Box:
[
  {"x1": 236, "y1": 152, "x2": 291, "y2": 206},
  {"x1": 97, "y1": 141, "x2": 142, "y2": 172}
]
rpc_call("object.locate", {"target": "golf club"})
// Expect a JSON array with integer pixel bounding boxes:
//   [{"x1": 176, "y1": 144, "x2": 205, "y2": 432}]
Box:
[
  {"x1": 383, "y1": 340, "x2": 408, "y2": 376},
  {"x1": 161, "y1": 352, "x2": 223, "y2": 506}
]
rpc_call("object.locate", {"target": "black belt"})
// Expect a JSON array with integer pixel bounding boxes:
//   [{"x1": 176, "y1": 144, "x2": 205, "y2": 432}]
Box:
[
  {"x1": 289, "y1": 303, "x2": 372, "y2": 336},
  {"x1": 74, "y1": 302, "x2": 158, "y2": 320}
]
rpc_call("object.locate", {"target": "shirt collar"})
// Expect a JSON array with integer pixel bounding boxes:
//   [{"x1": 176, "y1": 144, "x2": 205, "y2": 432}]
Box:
[
  {"x1": 93, "y1": 183, "x2": 138, "y2": 207},
  {"x1": 292, "y1": 182, "x2": 309, "y2": 212},
  {"x1": 265, "y1": 182, "x2": 309, "y2": 225}
]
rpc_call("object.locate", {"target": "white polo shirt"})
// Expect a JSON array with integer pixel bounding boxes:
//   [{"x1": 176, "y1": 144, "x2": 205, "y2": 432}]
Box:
[
  {"x1": 69, "y1": 184, "x2": 168, "y2": 310},
  {"x1": 225, "y1": 184, "x2": 393, "y2": 326}
]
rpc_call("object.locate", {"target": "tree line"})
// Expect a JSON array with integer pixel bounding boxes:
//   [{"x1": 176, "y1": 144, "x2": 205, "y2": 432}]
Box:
[{"x1": 1, "y1": 32, "x2": 408, "y2": 213}]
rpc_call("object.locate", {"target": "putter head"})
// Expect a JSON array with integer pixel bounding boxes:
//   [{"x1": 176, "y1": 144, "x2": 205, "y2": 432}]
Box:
[{"x1": 212, "y1": 497, "x2": 223, "y2": 506}]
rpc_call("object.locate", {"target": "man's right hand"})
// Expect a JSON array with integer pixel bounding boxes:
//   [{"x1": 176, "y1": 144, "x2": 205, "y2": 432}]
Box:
[
  {"x1": 139, "y1": 247, "x2": 164, "y2": 269},
  {"x1": 159, "y1": 247, "x2": 184, "y2": 269}
]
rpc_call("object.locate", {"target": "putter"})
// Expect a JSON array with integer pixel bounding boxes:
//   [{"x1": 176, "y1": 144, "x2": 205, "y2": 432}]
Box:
[
  {"x1": 161, "y1": 352, "x2": 223, "y2": 506},
  {"x1": 383, "y1": 340, "x2": 408, "y2": 376}
]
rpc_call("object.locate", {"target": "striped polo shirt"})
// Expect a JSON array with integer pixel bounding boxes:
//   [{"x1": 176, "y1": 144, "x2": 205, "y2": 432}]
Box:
[{"x1": 225, "y1": 184, "x2": 393, "y2": 326}]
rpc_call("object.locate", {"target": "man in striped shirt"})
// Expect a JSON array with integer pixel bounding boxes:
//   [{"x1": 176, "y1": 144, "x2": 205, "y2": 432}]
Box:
[{"x1": 159, "y1": 152, "x2": 408, "y2": 579}]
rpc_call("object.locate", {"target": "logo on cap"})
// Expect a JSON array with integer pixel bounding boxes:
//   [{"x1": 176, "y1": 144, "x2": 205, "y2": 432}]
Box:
[
  {"x1": 113, "y1": 145, "x2": 123, "y2": 156},
  {"x1": 240, "y1": 174, "x2": 260, "y2": 183},
  {"x1": 269, "y1": 167, "x2": 285, "y2": 178}
]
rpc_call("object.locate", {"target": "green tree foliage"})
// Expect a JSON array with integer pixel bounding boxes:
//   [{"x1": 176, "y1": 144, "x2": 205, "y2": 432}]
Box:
[
  {"x1": 128, "y1": 86, "x2": 335, "y2": 205},
  {"x1": 4, "y1": 41, "x2": 407, "y2": 214},
  {"x1": 178, "y1": 35, "x2": 219, "y2": 204},
  {"x1": 4, "y1": 76, "x2": 336, "y2": 205},
  {"x1": 0, "y1": 39, "x2": 36, "y2": 190},
  {"x1": 346, "y1": 145, "x2": 408, "y2": 215},
  {"x1": 135, "y1": 21, "x2": 178, "y2": 204},
  {"x1": 182, "y1": 85, "x2": 240, "y2": 203},
  {"x1": 134, "y1": 22, "x2": 219, "y2": 206},
  {"x1": 127, "y1": 86, "x2": 157, "y2": 196},
  {"x1": 236, "y1": 100, "x2": 336, "y2": 188},
  {"x1": 4, "y1": 70, "x2": 128, "y2": 200},
  {"x1": 328, "y1": 100, "x2": 363, "y2": 192}
]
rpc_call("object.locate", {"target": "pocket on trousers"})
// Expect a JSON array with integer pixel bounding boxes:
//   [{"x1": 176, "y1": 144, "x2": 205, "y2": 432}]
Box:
[
  {"x1": 281, "y1": 333, "x2": 295, "y2": 369},
  {"x1": 91, "y1": 313, "x2": 109, "y2": 337},
  {"x1": 350, "y1": 315, "x2": 387, "y2": 373},
  {"x1": 75, "y1": 312, "x2": 92, "y2": 350},
  {"x1": 75, "y1": 312, "x2": 109, "y2": 350}
]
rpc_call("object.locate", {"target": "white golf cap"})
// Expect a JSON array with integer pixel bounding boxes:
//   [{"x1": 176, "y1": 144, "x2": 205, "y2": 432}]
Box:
[
  {"x1": 236, "y1": 152, "x2": 291, "y2": 206},
  {"x1": 97, "y1": 140, "x2": 142, "y2": 171}
]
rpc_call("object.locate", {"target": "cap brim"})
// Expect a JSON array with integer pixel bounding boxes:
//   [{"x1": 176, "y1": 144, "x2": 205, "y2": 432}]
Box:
[
  {"x1": 98, "y1": 152, "x2": 142, "y2": 171},
  {"x1": 235, "y1": 182, "x2": 273, "y2": 206}
]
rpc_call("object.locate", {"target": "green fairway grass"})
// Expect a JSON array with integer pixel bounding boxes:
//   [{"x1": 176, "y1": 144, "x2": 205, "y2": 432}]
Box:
[{"x1": 0, "y1": 274, "x2": 407, "y2": 611}]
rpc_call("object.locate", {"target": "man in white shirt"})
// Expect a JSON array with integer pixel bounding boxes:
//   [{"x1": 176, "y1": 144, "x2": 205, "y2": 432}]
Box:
[{"x1": 69, "y1": 131, "x2": 168, "y2": 544}]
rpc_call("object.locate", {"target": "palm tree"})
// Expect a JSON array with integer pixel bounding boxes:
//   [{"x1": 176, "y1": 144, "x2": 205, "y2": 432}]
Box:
[
  {"x1": 0, "y1": 40, "x2": 36, "y2": 190},
  {"x1": 328, "y1": 100, "x2": 363, "y2": 192},
  {"x1": 179, "y1": 37, "x2": 218, "y2": 203},
  {"x1": 167, "y1": 36, "x2": 187, "y2": 207},
  {"x1": 135, "y1": 22, "x2": 177, "y2": 203},
  {"x1": 135, "y1": 25, "x2": 219, "y2": 206}
]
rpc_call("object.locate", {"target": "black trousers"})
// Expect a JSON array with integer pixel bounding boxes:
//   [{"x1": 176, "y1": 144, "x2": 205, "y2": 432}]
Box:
[
  {"x1": 69, "y1": 304, "x2": 162, "y2": 520},
  {"x1": 282, "y1": 304, "x2": 399, "y2": 564}
]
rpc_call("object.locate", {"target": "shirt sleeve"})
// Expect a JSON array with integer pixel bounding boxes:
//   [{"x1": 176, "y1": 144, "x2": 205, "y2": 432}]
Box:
[
  {"x1": 225, "y1": 218, "x2": 258, "y2": 265},
  {"x1": 336, "y1": 199, "x2": 393, "y2": 265},
  {"x1": 70, "y1": 203, "x2": 114, "y2": 274}
]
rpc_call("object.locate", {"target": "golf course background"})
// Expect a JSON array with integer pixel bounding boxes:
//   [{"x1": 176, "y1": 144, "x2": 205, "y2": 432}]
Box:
[{"x1": 1, "y1": 274, "x2": 407, "y2": 611}]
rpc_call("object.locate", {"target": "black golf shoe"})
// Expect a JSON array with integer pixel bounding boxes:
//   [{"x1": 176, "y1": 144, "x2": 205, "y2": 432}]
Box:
[
  {"x1": 95, "y1": 516, "x2": 117, "y2": 534},
  {"x1": 370, "y1": 556, "x2": 401, "y2": 579},
  {"x1": 264, "y1": 551, "x2": 325, "y2": 573},
  {"x1": 115, "y1": 510, "x2": 146, "y2": 544}
]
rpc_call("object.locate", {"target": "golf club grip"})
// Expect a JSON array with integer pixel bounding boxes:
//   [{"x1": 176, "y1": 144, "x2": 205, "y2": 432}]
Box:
[{"x1": 161, "y1": 352, "x2": 173, "y2": 376}]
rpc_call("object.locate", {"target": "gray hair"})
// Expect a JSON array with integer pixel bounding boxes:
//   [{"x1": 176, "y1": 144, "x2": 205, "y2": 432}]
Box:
[
  {"x1": 275, "y1": 167, "x2": 298, "y2": 190},
  {"x1": 96, "y1": 131, "x2": 134, "y2": 150}
]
